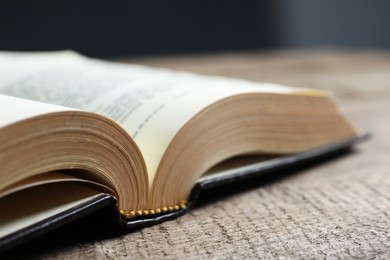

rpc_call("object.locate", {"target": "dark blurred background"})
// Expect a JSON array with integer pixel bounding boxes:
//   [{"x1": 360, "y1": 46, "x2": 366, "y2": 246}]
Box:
[{"x1": 1, "y1": 0, "x2": 389, "y2": 58}]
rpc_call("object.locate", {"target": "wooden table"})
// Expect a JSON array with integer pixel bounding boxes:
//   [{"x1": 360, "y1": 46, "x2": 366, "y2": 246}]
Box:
[{"x1": 4, "y1": 50, "x2": 390, "y2": 258}]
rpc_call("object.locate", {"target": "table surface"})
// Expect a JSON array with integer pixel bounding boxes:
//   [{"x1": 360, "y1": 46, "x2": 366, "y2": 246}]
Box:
[{"x1": 4, "y1": 50, "x2": 390, "y2": 259}]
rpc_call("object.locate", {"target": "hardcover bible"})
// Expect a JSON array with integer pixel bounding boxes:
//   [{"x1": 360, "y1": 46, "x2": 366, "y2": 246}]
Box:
[{"x1": 0, "y1": 51, "x2": 365, "y2": 251}]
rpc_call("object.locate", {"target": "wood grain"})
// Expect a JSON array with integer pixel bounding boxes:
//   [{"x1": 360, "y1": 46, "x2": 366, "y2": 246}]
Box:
[{"x1": 4, "y1": 50, "x2": 390, "y2": 259}]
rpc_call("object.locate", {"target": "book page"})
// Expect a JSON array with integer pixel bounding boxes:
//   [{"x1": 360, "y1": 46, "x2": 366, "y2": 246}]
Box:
[
  {"x1": 0, "y1": 51, "x2": 309, "y2": 183},
  {"x1": 0, "y1": 94, "x2": 70, "y2": 128}
]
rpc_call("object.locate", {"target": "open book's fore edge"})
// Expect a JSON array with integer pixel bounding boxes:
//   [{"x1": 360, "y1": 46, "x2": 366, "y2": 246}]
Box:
[{"x1": 0, "y1": 194, "x2": 116, "y2": 253}]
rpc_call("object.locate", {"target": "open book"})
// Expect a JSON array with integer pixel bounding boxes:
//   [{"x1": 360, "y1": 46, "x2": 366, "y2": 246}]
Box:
[{"x1": 0, "y1": 51, "x2": 366, "y2": 251}]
